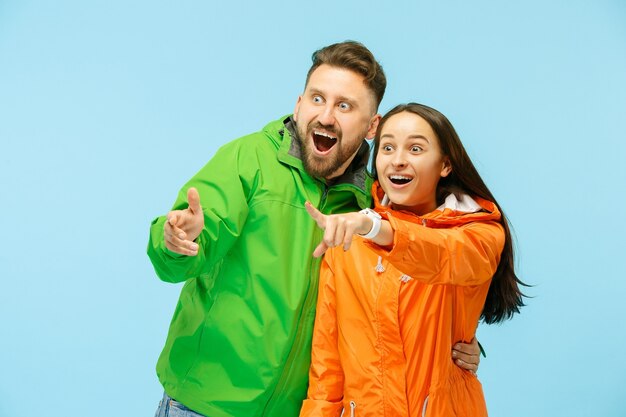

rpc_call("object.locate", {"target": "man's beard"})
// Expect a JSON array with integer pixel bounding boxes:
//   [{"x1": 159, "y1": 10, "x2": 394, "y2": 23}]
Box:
[{"x1": 296, "y1": 120, "x2": 366, "y2": 179}]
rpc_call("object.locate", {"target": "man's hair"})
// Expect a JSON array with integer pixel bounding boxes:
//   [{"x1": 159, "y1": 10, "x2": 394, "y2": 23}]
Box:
[{"x1": 305, "y1": 41, "x2": 386, "y2": 108}]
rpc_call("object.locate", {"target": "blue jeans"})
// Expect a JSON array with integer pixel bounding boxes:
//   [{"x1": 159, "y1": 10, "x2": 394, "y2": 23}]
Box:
[{"x1": 154, "y1": 392, "x2": 206, "y2": 417}]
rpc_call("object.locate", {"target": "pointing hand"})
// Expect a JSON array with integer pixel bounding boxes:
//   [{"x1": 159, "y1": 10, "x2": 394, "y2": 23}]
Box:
[
  {"x1": 305, "y1": 202, "x2": 372, "y2": 258},
  {"x1": 163, "y1": 187, "x2": 204, "y2": 256}
]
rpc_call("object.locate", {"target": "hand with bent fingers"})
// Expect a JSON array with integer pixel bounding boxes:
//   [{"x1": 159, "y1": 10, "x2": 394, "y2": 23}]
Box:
[
  {"x1": 452, "y1": 337, "x2": 481, "y2": 374},
  {"x1": 164, "y1": 187, "x2": 204, "y2": 256},
  {"x1": 305, "y1": 202, "x2": 372, "y2": 258}
]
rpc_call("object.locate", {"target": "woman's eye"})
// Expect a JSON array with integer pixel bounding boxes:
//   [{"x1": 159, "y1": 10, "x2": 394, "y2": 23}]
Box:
[
  {"x1": 411, "y1": 146, "x2": 422, "y2": 152},
  {"x1": 383, "y1": 145, "x2": 393, "y2": 152}
]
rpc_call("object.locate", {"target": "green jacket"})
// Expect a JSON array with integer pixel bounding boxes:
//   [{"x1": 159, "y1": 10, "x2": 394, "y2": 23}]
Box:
[{"x1": 147, "y1": 116, "x2": 372, "y2": 417}]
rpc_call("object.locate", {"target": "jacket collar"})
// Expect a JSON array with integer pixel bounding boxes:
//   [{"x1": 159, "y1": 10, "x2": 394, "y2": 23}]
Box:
[
  {"x1": 277, "y1": 116, "x2": 372, "y2": 193},
  {"x1": 371, "y1": 181, "x2": 501, "y2": 226}
]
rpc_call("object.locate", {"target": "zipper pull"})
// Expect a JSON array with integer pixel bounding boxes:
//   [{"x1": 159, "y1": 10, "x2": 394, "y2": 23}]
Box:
[{"x1": 321, "y1": 184, "x2": 329, "y2": 205}]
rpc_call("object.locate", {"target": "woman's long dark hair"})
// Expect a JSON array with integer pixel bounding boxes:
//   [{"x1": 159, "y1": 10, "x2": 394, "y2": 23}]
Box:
[{"x1": 373, "y1": 103, "x2": 527, "y2": 324}]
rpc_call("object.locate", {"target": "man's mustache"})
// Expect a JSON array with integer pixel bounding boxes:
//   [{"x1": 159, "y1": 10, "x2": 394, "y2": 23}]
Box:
[{"x1": 308, "y1": 121, "x2": 341, "y2": 138}]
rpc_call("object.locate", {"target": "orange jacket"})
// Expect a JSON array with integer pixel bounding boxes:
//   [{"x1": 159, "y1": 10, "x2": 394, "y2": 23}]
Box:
[{"x1": 300, "y1": 182, "x2": 505, "y2": 417}]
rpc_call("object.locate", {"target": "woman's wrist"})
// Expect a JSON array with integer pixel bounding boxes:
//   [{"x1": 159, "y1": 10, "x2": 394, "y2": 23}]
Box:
[{"x1": 358, "y1": 209, "x2": 382, "y2": 239}]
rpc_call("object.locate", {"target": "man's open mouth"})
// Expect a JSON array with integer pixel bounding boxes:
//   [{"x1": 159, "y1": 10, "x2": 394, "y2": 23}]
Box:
[
  {"x1": 389, "y1": 175, "x2": 413, "y2": 185},
  {"x1": 312, "y1": 130, "x2": 338, "y2": 152}
]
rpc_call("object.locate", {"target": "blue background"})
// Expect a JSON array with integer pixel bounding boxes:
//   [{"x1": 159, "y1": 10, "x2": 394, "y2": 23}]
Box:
[{"x1": 1, "y1": 1, "x2": 625, "y2": 416}]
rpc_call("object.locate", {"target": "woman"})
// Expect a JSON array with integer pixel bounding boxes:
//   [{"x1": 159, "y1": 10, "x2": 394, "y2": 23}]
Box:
[{"x1": 300, "y1": 103, "x2": 525, "y2": 417}]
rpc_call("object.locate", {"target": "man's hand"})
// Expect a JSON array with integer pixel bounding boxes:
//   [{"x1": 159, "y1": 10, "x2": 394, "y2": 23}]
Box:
[
  {"x1": 163, "y1": 187, "x2": 204, "y2": 256},
  {"x1": 305, "y1": 202, "x2": 372, "y2": 257},
  {"x1": 452, "y1": 337, "x2": 481, "y2": 374}
]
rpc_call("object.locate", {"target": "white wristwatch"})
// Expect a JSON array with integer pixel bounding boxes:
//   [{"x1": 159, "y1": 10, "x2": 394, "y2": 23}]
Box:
[{"x1": 358, "y1": 208, "x2": 382, "y2": 239}]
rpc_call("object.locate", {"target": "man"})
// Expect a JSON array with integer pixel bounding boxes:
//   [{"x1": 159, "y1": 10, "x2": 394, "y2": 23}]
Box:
[{"x1": 148, "y1": 41, "x2": 479, "y2": 417}]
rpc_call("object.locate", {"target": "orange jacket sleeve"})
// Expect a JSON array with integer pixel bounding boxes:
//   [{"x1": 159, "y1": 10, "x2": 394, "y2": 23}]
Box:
[
  {"x1": 300, "y1": 255, "x2": 344, "y2": 417},
  {"x1": 367, "y1": 216, "x2": 505, "y2": 286}
]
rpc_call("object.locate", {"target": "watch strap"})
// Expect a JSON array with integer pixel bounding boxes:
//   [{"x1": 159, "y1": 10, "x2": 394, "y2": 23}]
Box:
[{"x1": 359, "y1": 208, "x2": 382, "y2": 239}]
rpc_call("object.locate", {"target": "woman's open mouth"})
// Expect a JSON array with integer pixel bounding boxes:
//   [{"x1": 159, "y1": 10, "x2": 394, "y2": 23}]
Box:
[{"x1": 388, "y1": 174, "x2": 413, "y2": 186}]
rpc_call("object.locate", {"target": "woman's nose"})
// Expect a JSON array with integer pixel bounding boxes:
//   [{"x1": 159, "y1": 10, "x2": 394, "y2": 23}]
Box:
[{"x1": 392, "y1": 151, "x2": 407, "y2": 167}]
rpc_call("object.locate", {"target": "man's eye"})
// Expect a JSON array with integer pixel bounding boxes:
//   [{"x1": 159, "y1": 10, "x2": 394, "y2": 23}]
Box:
[
  {"x1": 312, "y1": 96, "x2": 323, "y2": 103},
  {"x1": 339, "y1": 102, "x2": 351, "y2": 111},
  {"x1": 383, "y1": 145, "x2": 393, "y2": 152}
]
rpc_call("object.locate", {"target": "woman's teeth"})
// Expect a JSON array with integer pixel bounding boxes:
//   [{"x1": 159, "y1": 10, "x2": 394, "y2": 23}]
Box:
[{"x1": 389, "y1": 175, "x2": 413, "y2": 185}]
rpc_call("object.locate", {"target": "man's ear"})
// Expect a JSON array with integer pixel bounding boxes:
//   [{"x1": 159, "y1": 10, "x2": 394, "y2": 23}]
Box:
[
  {"x1": 440, "y1": 158, "x2": 452, "y2": 178},
  {"x1": 293, "y1": 96, "x2": 302, "y2": 122},
  {"x1": 365, "y1": 113, "x2": 381, "y2": 139}
]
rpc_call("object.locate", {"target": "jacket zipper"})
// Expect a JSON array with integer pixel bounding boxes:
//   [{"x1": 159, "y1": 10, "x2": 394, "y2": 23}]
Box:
[
  {"x1": 321, "y1": 184, "x2": 329, "y2": 204},
  {"x1": 261, "y1": 183, "x2": 329, "y2": 415}
]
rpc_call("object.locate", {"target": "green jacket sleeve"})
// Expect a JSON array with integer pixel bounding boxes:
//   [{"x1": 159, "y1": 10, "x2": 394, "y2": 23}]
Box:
[{"x1": 147, "y1": 140, "x2": 252, "y2": 283}]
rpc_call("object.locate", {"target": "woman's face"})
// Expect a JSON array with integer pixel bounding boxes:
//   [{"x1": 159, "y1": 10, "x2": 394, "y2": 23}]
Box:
[{"x1": 375, "y1": 111, "x2": 451, "y2": 215}]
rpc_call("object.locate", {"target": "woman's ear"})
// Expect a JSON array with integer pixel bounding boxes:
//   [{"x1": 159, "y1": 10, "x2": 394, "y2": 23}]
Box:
[{"x1": 440, "y1": 158, "x2": 452, "y2": 178}]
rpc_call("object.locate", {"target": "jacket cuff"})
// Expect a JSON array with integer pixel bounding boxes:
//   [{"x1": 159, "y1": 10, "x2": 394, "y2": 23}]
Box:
[{"x1": 363, "y1": 212, "x2": 412, "y2": 263}]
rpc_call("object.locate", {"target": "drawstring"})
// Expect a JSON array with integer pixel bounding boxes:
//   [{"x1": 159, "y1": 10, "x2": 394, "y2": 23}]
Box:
[
  {"x1": 399, "y1": 274, "x2": 413, "y2": 283},
  {"x1": 374, "y1": 194, "x2": 390, "y2": 274},
  {"x1": 375, "y1": 256, "x2": 385, "y2": 273},
  {"x1": 421, "y1": 395, "x2": 429, "y2": 417},
  {"x1": 375, "y1": 193, "x2": 413, "y2": 284},
  {"x1": 340, "y1": 401, "x2": 357, "y2": 417}
]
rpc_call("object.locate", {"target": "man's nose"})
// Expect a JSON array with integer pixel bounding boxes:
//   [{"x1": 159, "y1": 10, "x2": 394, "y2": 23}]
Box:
[{"x1": 317, "y1": 105, "x2": 336, "y2": 126}]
